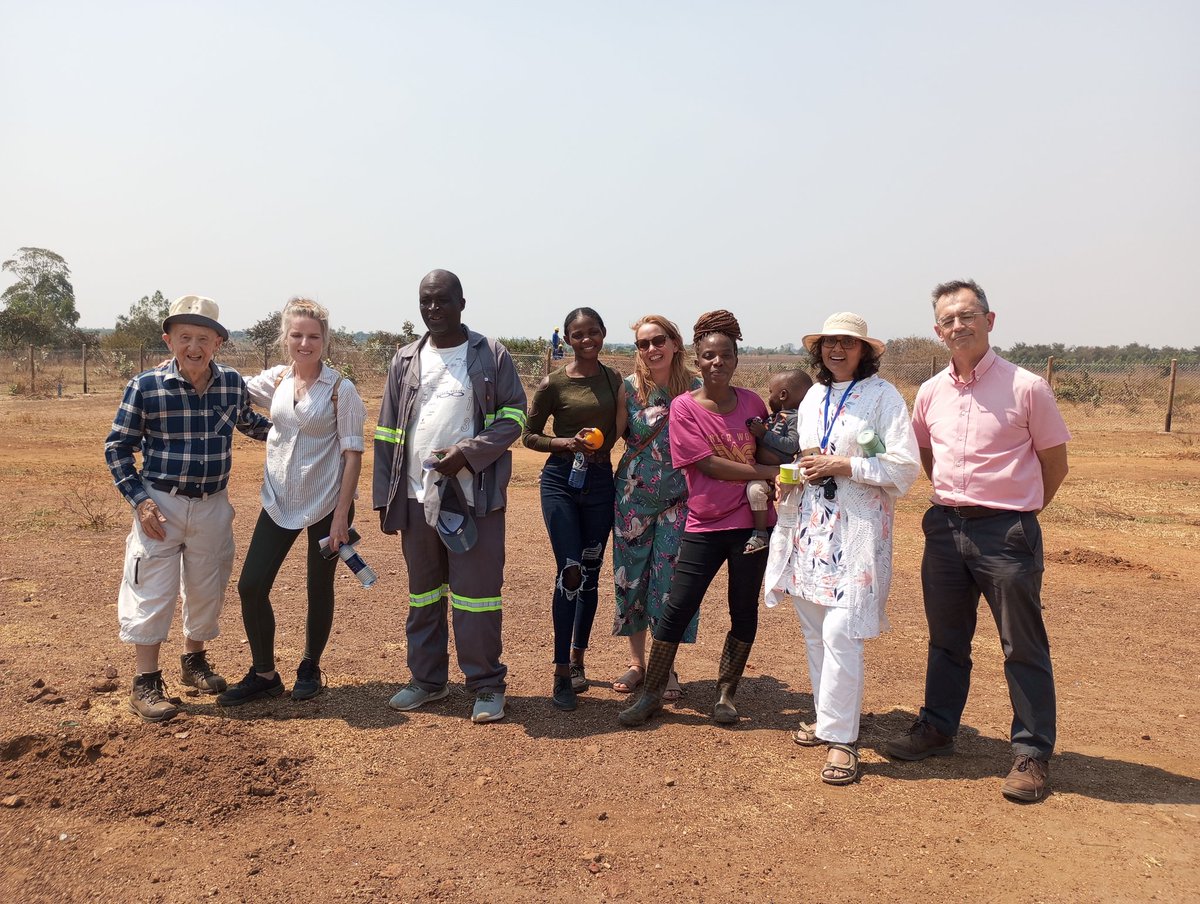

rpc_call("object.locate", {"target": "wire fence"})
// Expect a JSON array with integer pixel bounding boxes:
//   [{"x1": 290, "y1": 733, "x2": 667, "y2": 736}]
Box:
[{"x1": 3, "y1": 344, "x2": 1197, "y2": 434}]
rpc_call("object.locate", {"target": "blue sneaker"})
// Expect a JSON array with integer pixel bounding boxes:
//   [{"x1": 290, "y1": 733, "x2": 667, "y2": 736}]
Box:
[
  {"x1": 471, "y1": 690, "x2": 506, "y2": 723},
  {"x1": 388, "y1": 682, "x2": 449, "y2": 711}
]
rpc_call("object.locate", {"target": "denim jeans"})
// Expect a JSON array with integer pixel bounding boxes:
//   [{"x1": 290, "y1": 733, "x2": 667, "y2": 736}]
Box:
[
  {"x1": 655, "y1": 528, "x2": 766, "y2": 645},
  {"x1": 539, "y1": 455, "x2": 615, "y2": 665}
]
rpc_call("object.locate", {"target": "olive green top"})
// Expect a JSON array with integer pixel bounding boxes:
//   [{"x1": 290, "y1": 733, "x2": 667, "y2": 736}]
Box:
[{"x1": 521, "y1": 364, "x2": 621, "y2": 461}]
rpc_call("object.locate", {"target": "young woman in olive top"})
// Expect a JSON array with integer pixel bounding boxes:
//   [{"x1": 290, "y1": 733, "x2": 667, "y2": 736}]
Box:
[{"x1": 522, "y1": 307, "x2": 624, "y2": 711}]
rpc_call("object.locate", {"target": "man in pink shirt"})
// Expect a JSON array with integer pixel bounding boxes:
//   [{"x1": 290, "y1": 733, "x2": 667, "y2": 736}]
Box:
[{"x1": 885, "y1": 279, "x2": 1070, "y2": 803}]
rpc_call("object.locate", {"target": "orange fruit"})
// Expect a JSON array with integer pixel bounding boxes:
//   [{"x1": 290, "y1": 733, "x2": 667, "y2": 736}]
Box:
[{"x1": 582, "y1": 428, "x2": 604, "y2": 450}]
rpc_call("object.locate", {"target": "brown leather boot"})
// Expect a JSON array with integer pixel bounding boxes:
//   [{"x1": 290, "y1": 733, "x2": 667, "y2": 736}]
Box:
[
  {"x1": 713, "y1": 633, "x2": 753, "y2": 724},
  {"x1": 618, "y1": 640, "x2": 679, "y2": 727},
  {"x1": 884, "y1": 718, "x2": 955, "y2": 761},
  {"x1": 1001, "y1": 754, "x2": 1050, "y2": 802},
  {"x1": 128, "y1": 671, "x2": 179, "y2": 723},
  {"x1": 180, "y1": 651, "x2": 228, "y2": 694}
]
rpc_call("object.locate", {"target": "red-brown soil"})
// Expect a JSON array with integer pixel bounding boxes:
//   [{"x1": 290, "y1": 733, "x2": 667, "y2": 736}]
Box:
[{"x1": 1, "y1": 393, "x2": 1197, "y2": 903}]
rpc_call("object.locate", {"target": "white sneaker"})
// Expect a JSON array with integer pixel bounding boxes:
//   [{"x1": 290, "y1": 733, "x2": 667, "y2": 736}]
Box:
[
  {"x1": 471, "y1": 690, "x2": 506, "y2": 723},
  {"x1": 388, "y1": 682, "x2": 449, "y2": 711}
]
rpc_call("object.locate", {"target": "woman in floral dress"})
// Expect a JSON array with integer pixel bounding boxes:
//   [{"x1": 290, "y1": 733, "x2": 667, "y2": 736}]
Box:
[
  {"x1": 611, "y1": 315, "x2": 700, "y2": 698},
  {"x1": 764, "y1": 312, "x2": 919, "y2": 785}
]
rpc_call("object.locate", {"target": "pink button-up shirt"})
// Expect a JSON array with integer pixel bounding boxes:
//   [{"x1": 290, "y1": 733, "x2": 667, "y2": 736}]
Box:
[{"x1": 912, "y1": 348, "x2": 1070, "y2": 512}]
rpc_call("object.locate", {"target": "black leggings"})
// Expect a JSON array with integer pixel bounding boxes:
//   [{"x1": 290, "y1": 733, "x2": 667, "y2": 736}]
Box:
[
  {"x1": 237, "y1": 504, "x2": 352, "y2": 673},
  {"x1": 654, "y1": 528, "x2": 766, "y2": 645}
]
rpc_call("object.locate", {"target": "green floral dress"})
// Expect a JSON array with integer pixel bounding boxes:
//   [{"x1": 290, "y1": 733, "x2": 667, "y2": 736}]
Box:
[{"x1": 611, "y1": 376, "x2": 702, "y2": 641}]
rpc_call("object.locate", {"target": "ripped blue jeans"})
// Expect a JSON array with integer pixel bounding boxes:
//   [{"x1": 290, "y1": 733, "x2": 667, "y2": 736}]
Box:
[{"x1": 539, "y1": 455, "x2": 616, "y2": 665}]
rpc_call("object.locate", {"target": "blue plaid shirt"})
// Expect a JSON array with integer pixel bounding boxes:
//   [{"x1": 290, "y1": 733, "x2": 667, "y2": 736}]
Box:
[{"x1": 105, "y1": 360, "x2": 271, "y2": 507}]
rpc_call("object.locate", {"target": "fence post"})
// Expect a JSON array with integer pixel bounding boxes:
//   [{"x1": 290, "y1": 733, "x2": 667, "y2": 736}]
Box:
[
  {"x1": 262, "y1": 344, "x2": 269, "y2": 370},
  {"x1": 1164, "y1": 359, "x2": 1178, "y2": 433},
  {"x1": 1045, "y1": 356, "x2": 1055, "y2": 387},
  {"x1": 139, "y1": 345, "x2": 146, "y2": 373},
  {"x1": 82, "y1": 343, "x2": 88, "y2": 394},
  {"x1": 29, "y1": 345, "x2": 35, "y2": 391}
]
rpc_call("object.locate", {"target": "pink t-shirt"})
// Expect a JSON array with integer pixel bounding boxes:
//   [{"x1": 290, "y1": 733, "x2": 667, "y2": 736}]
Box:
[
  {"x1": 912, "y1": 349, "x2": 1071, "y2": 512},
  {"x1": 670, "y1": 388, "x2": 773, "y2": 532}
]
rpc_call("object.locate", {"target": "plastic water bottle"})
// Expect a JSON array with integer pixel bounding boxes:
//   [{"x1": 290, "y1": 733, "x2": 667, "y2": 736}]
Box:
[
  {"x1": 569, "y1": 452, "x2": 588, "y2": 489},
  {"x1": 777, "y1": 486, "x2": 799, "y2": 528},
  {"x1": 319, "y1": 528, "x2": 377, "y2": 589}
]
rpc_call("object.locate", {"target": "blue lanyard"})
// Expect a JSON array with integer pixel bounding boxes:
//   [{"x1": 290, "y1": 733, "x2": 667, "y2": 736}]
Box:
[{"x1": 820, "y1": 380, "x2": 858, "y2": 452}]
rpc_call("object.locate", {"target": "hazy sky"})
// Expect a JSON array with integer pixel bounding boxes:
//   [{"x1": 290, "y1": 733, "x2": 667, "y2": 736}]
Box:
[{"x1": 2, "y1": 2, "x2": 1197, "y2": 348}]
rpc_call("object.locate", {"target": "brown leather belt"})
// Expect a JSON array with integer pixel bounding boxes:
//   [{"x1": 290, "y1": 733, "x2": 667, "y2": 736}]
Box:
[{"x1": 936, "y1": 503, "x2": 1011, "y2": 519}]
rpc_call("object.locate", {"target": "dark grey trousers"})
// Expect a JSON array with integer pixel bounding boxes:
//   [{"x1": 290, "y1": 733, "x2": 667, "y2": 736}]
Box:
[
  {"x1": 919, "y1": 506, "x2": 1056, "y2": 759},
  {"x1": 399, "y1": 499, "x2": 507, "y2": 693}
]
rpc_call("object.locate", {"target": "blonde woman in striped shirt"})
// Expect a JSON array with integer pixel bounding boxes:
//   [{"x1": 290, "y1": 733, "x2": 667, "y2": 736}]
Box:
[{"x1": 219, "y1": 298, "x2": 366, "y2": 706}]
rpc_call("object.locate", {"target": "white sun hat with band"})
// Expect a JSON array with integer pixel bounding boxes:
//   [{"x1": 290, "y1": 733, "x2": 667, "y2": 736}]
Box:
[
  {"x1": 162, "y1": 295, "x2": 229, "y2": 341},
  {"x1": 802, "y1": 312, "x2": 886, "y2": 356}
]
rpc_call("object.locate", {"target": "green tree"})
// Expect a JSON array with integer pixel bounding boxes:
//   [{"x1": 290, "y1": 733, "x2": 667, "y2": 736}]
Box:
[
  {"x1": 106, "y1": 290, "x2": 170, "y2": 351},
  {"x1": 246, "y1": 310, "x2": 282, "y2": 368},
  {"x1": 498, "y1": 335, "x2": 548, "y2": 355},
  {"x1": 365, "y1": 320, "x2": 419, "y2": 349},
  {"x1": 0, "y1": 247, "x2": 81, "y2": 347}
]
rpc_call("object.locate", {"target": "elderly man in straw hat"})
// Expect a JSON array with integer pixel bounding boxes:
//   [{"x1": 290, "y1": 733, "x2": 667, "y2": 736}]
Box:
[
  {"x1": 884, "y1": 279, "x2": 1070, "y2": 802},
  {"x1": 105, "y1": 295, "x2": 271, "y2": 722}
]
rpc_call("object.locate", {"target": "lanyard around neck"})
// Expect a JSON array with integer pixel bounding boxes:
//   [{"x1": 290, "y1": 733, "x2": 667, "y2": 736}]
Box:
[{"x1": 820, "y1": 380, "x2": 858, "y2": 452}]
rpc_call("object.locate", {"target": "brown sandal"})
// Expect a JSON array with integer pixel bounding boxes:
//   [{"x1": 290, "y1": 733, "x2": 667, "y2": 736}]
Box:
[
  {"x1": 663, "y1": 670, "x2": 684, "y2": 702},
  {"x1": 612, "y1": 665, "x2": 644, "y2": 693}
]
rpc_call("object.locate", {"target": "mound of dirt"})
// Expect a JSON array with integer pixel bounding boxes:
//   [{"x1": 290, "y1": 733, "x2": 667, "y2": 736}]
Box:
[
  {"x1": 1048, "y1": 547, "x2": 1154, "y2": 571},
  {"x1": 0, "y1": 721, "x2": 312, "y2": 826}
]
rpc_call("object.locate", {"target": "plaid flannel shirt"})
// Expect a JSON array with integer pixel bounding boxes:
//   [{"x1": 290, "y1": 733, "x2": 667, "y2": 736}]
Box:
[{"x1": 104, "y1": 360, "x2": 271, "y2": 508}]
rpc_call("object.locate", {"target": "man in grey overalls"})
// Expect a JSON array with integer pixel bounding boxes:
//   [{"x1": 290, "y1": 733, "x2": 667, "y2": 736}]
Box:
[{"x1": 374, "y1": 270, "x2": 527, "y2": 723}]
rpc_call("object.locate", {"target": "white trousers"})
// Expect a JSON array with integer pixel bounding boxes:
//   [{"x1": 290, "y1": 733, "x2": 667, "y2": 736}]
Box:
[
  {"x1": 117, "y1": 483, "x2": 235, "y2": 645},
  {"x1": 793, "y1": 597, "x2": 865, "y2": 745}
]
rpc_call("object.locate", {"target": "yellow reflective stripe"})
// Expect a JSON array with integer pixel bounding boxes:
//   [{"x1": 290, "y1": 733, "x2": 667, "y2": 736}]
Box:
[
  {"x1": 409, "y1": 584, "x2": 448, "y2": 608},
  {"x1": 450, "y1": 591, "x2": 502, "y2": 613},
  {"x1": 497, "y1": 406, "x2": 527, "y2": 429},
  {"x1": 484, "y1": 413, "x2": 495, "y2": 426},
  {"x1": 374, "y1": 426, "x2": 405, "y2": 444}
]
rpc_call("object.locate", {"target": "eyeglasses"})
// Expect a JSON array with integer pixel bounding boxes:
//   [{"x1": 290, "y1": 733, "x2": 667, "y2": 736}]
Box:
[
  {"x1": 821, "y1": 336, "x2": 860, "y2": 349},
  {"x1": 635, "y1": 334, "x2": 670, "y2": 351},
  {"x1": 937, "y1": 310, "x2": 984, "y2": 330}
]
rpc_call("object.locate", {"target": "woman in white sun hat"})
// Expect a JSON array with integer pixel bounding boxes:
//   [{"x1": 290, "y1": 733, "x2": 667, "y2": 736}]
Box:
[{"x1": 765, "y1": 312, "x2": 919, "y2": 785}]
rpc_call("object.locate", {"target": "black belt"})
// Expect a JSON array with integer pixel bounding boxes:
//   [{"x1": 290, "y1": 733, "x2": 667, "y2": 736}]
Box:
[
  {"x1": 936, "y1": 503, "x2": 1012, "y2": 519},
  {"x1": 150, "y1": 480, "x2": 214, "y2": 499}
]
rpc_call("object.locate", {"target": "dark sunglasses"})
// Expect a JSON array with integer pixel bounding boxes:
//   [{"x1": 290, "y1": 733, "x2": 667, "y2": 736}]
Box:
[{"x1": 634, "y1": 334, "x2": 670, "y2": 351}]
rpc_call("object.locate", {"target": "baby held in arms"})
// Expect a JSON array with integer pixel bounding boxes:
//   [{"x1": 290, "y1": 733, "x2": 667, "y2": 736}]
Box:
[{"x1": 743, "y1": 369, "x2": 813, "y2": 554}]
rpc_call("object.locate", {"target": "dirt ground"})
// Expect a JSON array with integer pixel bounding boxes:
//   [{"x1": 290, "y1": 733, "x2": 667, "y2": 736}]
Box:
[{"x1": 1, "y1": 391, "x2": 1198, "y2": 903}]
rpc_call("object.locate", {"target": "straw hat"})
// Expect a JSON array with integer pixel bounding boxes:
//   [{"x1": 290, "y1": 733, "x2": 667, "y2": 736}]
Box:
[
  {"x1": 162, "y1": 295, "x2": 229, "y2": 341},
  {"x1": 802, "y1": 312, "x2": 886, "y2": 356}
]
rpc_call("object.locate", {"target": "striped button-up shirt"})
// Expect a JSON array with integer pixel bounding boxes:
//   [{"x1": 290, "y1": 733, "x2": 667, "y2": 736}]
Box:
[{"x1": 104, "y1": 360, "x2": 271, "y2": 507}]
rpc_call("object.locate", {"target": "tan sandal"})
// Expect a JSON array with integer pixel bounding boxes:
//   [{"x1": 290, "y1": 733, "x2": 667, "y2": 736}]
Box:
[
  {"x1": 793, "y1": 721, "x2": 825, "y2": 747},
  {"x1": 743, "y1": 533, "x2": 769, "y2": 555},
  {"x1": 821, "y1": 743, "x2": 860, "y2": 786}
]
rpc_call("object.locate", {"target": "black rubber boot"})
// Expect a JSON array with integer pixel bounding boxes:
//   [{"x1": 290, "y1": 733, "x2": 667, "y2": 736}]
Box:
[
  {"x1": 713, "y1": 633, "x2": 753, "y2": 724},
  {"x1": 618, "y1": 640, "x2": 679, "y2": 727}
]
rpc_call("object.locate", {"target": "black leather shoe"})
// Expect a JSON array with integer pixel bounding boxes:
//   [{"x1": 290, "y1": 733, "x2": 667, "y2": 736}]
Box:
[{"x1": 551, "y1": 674, "x2": 576, "y2": 711}]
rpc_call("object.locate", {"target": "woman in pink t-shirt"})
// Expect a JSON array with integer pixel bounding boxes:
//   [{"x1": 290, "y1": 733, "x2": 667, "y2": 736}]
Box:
[{"x1": 619, "y1": 310, "x2": 780, "y2": 728}]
